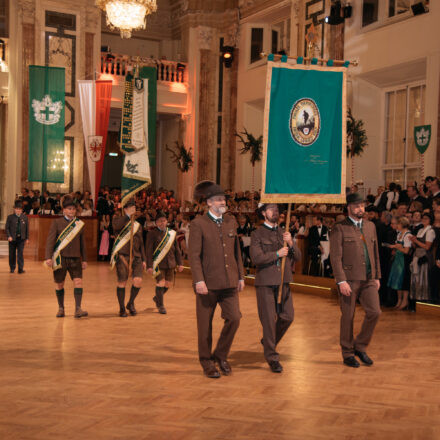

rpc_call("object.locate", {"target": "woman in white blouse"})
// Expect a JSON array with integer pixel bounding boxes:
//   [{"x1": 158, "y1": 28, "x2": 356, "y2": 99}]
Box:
[
  {"x1": 81, "y1": 201, "x2": 93, "y2": 217},
  {"x1": 409, "y1": 213, "x2": 435, "y2": 302}
]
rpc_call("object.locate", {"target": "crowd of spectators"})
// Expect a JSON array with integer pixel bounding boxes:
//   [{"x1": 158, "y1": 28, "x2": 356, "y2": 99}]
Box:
[
  {"x1": 17, "y1": 188, "x2": 94, "y2": 216},
  {"x1": 15, "y1": 176, "x2": 440, "y2": 307}
]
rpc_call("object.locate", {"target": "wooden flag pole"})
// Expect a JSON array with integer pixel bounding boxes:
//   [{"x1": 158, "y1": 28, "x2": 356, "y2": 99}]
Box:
[
  {"x1": 128, "y1": 213, "x2": 135, "y2": 276},
  {"x1": 277, "y1": 203, "x2": 291, "y2": 313}
]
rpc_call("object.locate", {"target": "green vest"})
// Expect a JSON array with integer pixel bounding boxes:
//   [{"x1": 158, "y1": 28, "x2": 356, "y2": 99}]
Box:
[
  {"x1": 360, "y1": 223, "x2": 371, "y2": 275},
  {"x1": 352, "y1": 219, "x2": 371, "y2": 276}
]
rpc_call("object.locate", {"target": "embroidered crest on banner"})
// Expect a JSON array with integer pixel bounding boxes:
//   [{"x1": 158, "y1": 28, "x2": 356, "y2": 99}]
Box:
[
  {"x1": 290, "y1": 98, "x2": 321, "y2": 146},
  {"x1": 414, "y1": 125, "x2": 431, "y2": 154},
  {"x1": 87, "y1": 135, "x2": 103, "y2": 162},
  {"x1": 134, "y1": 77, "x2": 144, "y2": 92},
  {"x1": 32, "y1": 95, "x2": 63, "y2": 125}
]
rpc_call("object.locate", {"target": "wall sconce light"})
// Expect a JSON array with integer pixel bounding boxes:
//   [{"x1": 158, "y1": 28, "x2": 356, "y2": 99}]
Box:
[{"x1": 221, "y1": 46, "x2": 235, "y2": 68}]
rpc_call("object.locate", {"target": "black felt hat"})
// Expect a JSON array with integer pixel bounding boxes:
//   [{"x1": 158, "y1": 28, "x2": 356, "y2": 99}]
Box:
[
  {"x1": 346, "y1": 193, "x2": 364, "y2": 205},
  {"x1": 258, "y1": 202, "x2": 278, "y2": 211},
  {"x1": 13, "y1": 200, "x2": 23, "y2": 209},
  {"x1": 155, "y1": 211, "x2": 167, "y2": 221},
  {"x1": 194, "y1": 180, "x2": 225, "y2": 201},
  {"x1": 256, "y1": 202, "x2": 279, "y2": 218},
  {"x1": 123, "y1": 199, "x2": 136, "y2": 208},
  {"x1": 62, "y1": 197, "x2": 75, "y2": 208}
]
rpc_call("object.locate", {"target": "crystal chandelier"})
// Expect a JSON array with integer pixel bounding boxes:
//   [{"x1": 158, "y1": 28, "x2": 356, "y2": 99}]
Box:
[{"x1": 96, "y1": 0, "x2": 158, "y2": 39}]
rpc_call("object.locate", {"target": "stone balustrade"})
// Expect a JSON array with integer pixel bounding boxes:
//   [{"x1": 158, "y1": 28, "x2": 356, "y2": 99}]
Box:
[{"x1": 100, "y1": 53, "x2": 187, "y2": 84}]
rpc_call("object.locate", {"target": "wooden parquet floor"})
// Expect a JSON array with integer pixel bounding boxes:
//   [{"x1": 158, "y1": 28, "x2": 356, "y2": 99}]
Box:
[{"x1": 1, "y1": 260, "x2": 440, "y2": 440}]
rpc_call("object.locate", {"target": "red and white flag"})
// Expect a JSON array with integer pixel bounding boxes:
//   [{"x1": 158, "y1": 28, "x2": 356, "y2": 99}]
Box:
[{"x1": 78, "y1": 80, "x2": 112, "y2": 206}]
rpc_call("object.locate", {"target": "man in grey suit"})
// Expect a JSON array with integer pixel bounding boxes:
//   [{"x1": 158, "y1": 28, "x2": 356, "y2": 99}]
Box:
[
  {"x1": 330, "y1": 193, "x2": 381, "y2": 368},
  {"x1": 5, "y1": 200, "x2": 29, "y2": 273}
]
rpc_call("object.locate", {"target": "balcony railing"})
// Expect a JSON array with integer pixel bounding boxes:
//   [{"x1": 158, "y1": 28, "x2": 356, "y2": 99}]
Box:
[{"x1": 100, "y1": 53, "x2": 187, "y2": 84}]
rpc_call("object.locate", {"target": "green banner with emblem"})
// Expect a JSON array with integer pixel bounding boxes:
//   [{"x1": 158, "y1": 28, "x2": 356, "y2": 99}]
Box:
[
  {"x1": 261, "y1": 62, "x2": 347, "y2": 204},
  {"x1": 28, "y1": 65, "x2": 65, "y2": 182},
  {"x1": 120, "y1": 67, "x2": 156, "y2": 206}
]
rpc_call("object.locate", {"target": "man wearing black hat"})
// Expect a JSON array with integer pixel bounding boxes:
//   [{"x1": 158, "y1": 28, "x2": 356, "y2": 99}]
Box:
[
  {"x1": 330, "y1": 193, "x2": 381, "y2": 368},
  {"x1": 250, "y1": 203, "x2": 301, "y2": 373},
  {"x1": 45, "y1": 197, "x2": 88, "y2": 318},
  {"x1": 5, "y1": 201, "x2": 29, "y2": 274},
  {"x1": 189, "y1": 180, "x2": 245, "y2": 378},
  {"x1": 146, "y1": 211, "x2": 183, "y2": 314},
  {"x1": 111, "y1": 200, "x2": 146, "y2": 317}
]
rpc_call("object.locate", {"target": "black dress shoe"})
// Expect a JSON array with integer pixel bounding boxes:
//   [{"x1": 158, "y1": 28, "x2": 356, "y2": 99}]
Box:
[
  {"x1": 126, "y1": 303, "x2": 137, "y2": 316},
  {"x1": 343, "y1": 356, "x2": 360, "y2": 368},
  {"x1": 204, "y1": 365, "x2": 221, "y2": 379},
  {"x1": 10, "y1": 269, "x2": 15, "y2": 273},
  {"x1": 354, "y1": 350, "x2": 373, "y2": 365},
  {"x1": 269, "y1": 360, "x2": 283, "y2": 373},
  {"x1": 215, "y1": 358, "x2": 232, "y2": 375},
  {"x1": 158, "y1": 306, "x2": 167, "y2": 314},
  {"x1": 119, "y1": 308, "x2": 128, "y2": 317},
  {"x1": 18, "y1": 270, "x2": 25, "y2": 274},
  {"x1": 74, "y1": 308, "x2": 88, "y2": 318}
]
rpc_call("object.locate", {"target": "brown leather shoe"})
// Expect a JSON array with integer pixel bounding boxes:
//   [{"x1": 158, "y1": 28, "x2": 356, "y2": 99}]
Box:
[
  {"x1": 215, "y1": 357, "x2": 232, "y2": 375},
  {"x1": 56, "y1": 307, "x2": 65, "y2": 318},
  {"x1": 74, "y1": 308, "x2": 88, "y2": 318},
  {"x1": 204, "y1": 364, "x2": 221, "y2": 379}
]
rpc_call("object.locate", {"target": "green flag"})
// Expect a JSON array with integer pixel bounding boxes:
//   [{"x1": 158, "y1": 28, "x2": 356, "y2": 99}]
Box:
[
  {"x1": 120, "y1": 67, "x2": 155, "y2": 206},
  {"x1": 28, "y1": 65, "x2": 65, "y2": 183},
  {"x1": 262, "y1": 63, "x2": 346, "y2": 204}
]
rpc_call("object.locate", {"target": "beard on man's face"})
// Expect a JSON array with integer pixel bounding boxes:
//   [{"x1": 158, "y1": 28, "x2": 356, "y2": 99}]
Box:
[
  {"x1": 351, "y1": 209, "x2": 364, "y2": 219},
  {"x1": 265, "y1": 211, "x2": 279, "y2": 223},
  {"x1": 212, "y1": 205, "x2": 227, "y2": 215}
]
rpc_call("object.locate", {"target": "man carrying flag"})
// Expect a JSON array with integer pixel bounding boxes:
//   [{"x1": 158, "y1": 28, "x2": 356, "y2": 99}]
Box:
[
  {"x1": 250, "y1": 203, "x2": 301, "y2": 373},
  {"x1": 45, "y1": 197, "x2": 88, "y2": 318},
  {"x1": 110, "y1": 66, "x2": 153, "y2": 316},
  {"x1": 146, "y1": 211, "x2": 183, "y2": 314},
  {"x1": 111, "y1": 200, "x2": 146, "y2": 317}
]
